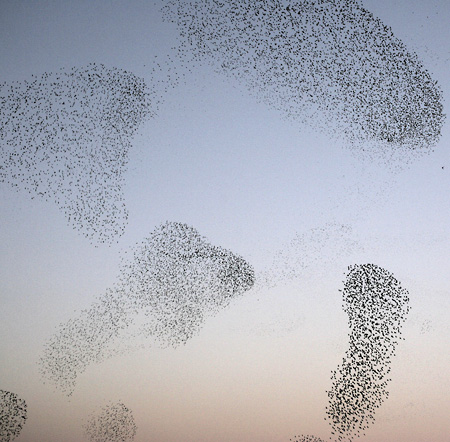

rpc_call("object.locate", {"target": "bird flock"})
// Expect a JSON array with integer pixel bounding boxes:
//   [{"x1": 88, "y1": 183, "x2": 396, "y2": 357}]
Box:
[
  {"x1": 162, "y1": 0, "x2": 445, "y2": 155},
  {"x1": 39, "y1": 221, "x2": 255, "y2": 395},
  {"x1": 0, "y1": 390, "x2": 27, "y2": 442},
  {"x1": 325, "y1": 264, "x2": 411, "y2": 441},
  {"x1": 290, "y1": 264, "x2": 410, "y2": 441},
  {"x1": 0, "y1": 63, "x2": 152, "y2": 244},
  {"x1": 291, "y1": 436, "x2": 325, "y2": 442},
  {"x1": 83, "y1": 401, "x2": 137, "y2": 442}
]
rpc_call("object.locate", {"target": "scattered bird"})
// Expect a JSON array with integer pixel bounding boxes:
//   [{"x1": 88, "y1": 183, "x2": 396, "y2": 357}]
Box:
[{"x1": 255, "y1": 223, "x2": 362, "y2": 292}]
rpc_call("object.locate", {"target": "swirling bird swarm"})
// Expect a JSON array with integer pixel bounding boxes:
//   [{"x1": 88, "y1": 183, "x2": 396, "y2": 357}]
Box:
[
  {"x1": 0, "y1": 390, "x2": 27, "y2": 442},
  {"x1": 163, "y1": 0, "x2": 445, "y2": 151},
  {"x1": 326, "y1": 264, "x2": 410, "y2": 441},
  {"x1": 0, "y1": 63, "x2": 152, "y2": 244},
  {"x1": 39, "y1": 221, "x2": 255, "y2": 395},
  {"x1": 84, "y1": 402, "x2": 137, "y2": 442}
]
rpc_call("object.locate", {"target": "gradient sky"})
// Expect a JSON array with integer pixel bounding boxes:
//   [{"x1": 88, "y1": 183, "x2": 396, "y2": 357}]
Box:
[{"x1": 0, "y1": 0, "x2": 449, "y2": 441}]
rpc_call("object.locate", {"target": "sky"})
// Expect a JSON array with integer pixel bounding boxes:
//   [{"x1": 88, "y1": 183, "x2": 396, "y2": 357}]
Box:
[{"x1": 0, "y1": 0, "x2": 449, "y2": 441}]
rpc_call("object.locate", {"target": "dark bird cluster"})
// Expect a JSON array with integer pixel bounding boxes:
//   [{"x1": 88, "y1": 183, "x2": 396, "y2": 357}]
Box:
[
  {"x1": 291, "y1": 436, "x2": 325, "y2": 442},
  {"x1": 39, "y1": 221, "x2": 255, "y2": 395},
  {"x1": 162, "y1": 0, "x2": 445, "y2": 154},
  {"x1": 0, "y1": 63, "x2": 153, "y2": 244},
  {"x1": 325, "y1": 264, "x2": 411, "y2": 441},
  {"x1": 83, "y1": 401, "x2": 137, "y2": 442},
  {"x1": 0, "y1": 390, "x2": 27, "y2": 442}
]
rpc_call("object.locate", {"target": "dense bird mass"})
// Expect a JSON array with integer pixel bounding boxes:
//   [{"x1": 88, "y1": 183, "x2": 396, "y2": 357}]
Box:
[
  {"x1": 0, "y1": 390, "x2": 27, "y2": 442},
  {"x1": 325, "y1": 264, "x2": 411, "y2": 441},
  {"x1": 83, "y1": 402, "x2": 137, "y2": 442},
  {"x1": 162, "y1": 0, "x2": 445, "y2": 154},
  {"x1": 0, "y1": 63, "x2": 152, "y2": 244},
  {"x1": 39, "y1": 221, "x2": 255, "y2": 395}
]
